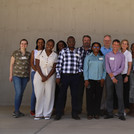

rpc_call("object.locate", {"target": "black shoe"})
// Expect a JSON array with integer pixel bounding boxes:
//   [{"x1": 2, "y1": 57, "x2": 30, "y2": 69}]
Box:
[
  {"x1": 54, "y1": 115, "x2": 62, "y2": 120},
  {"x1": 104, "y1": 114, "x2": 114, "y2": 119},
  {"x1": 72, "y1": 114, "x2": 80, "y2": 120},
  {"x1": 119, "y1": 116, "x2": 126, "y2": 121}
]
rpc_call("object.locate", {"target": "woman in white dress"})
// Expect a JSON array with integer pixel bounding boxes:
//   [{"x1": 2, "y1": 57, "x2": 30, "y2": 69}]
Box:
[{"x1": 34, "y1": 39, "x2": 57, "y2": 120}]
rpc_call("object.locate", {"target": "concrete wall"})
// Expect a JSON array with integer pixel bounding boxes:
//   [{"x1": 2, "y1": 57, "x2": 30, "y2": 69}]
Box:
[{"x1": 0, "y1": 0, "x2": 134, "y2": 107}]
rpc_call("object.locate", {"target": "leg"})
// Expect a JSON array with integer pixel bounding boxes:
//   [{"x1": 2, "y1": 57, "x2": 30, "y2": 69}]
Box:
[
  {"x1": 115, "y1": 75, "x2": 124, "y2": 116},
  {"x1": 77, "y1": 74, "x2": 85, "y2": 114},
  {"x1": 31, "y1": 71, "x2": 36, "y2": 112},
  {"x1": 34, "y1": 73, "x2": 45, "y2": 117},
  {"x1": 106, "y1": 74, "x2": 114, "y2": 115}
]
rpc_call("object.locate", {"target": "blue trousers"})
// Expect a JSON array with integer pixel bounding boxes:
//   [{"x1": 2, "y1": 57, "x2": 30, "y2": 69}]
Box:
[{"x1": 13, "y1": 76, "x2": 29, "y2": 112}]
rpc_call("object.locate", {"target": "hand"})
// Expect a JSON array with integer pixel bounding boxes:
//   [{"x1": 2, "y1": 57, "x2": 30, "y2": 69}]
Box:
[
  {"x1": 109, "y1": 73, "x2": 114, "y2": 78},
  {"x1": 124, "y1": 76, "x2": 128, "y2": 83},
  {"x1": 112, "y1": 78, "x2": 118, "y2": 84},
  {"x1": 85, "y1": 80, "x2": 89, "y2": 88},
  {"x1": 56, "y1": 78, "x2": 60, "y2": 85},
  {"x1": 100, "y1": 79, "x2": 105, "y2": 87},
  {"x1": 42, "y1": 75, "x2": 47, "y2": 82},
  {"x1": 9, "y1": 76, "x2": 12, "y2": 82}
]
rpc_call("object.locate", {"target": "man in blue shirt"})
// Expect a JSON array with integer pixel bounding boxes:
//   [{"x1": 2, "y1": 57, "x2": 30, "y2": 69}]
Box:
[{"x1": 100, "y1": 35, "x2": 112, "y2": 116}]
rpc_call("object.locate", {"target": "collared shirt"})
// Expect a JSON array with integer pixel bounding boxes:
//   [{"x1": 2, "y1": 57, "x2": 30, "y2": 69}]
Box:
[
  {"x1": 56, "y1": 47, "x2": 82, "y2": 78},
  {"x1": 84, "y1": 52, "x2": 106, "y2": 80},
  {"x1": 12, "y1": 49, "x2": 31, "y2": 77},
  {"x1": 101, "y1": 46, "x2": 112, "y2": 56},
  {"x1": 105, "y1": 51, "x2": 125, "y2": 76},
  {"x1": 121, "y1": 50, "x2": 132, "y2": 74},
  {"x1": 76, "y1": 47, "x2": 92, "y2": 69}
]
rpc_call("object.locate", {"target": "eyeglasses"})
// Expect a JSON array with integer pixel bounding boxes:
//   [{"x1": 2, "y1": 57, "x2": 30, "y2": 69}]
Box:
[{"x1": 93, "y1": 46, "x2": 100, "y2": 49}]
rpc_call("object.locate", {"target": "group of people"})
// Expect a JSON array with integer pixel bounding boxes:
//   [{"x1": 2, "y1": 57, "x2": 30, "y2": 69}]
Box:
[{"x1": 9, "y1": 35, "x2": 134, "y2": 121}]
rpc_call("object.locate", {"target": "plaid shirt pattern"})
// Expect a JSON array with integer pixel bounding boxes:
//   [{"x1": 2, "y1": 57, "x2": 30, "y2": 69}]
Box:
[
  {"x1": 56, "y1": 47, "x2": 83, "y2": 78},
  {"x1": 76, "y1": 46, "x2": 91, "y2": 68}
]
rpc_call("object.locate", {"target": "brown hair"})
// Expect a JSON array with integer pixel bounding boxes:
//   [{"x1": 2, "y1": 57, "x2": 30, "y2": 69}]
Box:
[{"x1": 20, "y1": 39, "x2": 28, "y2": 45}]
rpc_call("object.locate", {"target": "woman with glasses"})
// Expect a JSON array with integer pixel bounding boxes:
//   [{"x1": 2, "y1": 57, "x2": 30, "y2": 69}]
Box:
[{"x1": 84, "y1": 42, "x2": 106, "y2": 120}]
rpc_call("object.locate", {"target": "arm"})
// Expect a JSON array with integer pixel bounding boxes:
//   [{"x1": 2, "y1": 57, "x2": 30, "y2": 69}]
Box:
[
  {"x1": 36, "y1": 59, "x2": 47, "y2": 82},
  {"x1": 30, "y1": 50, "x2": 36, "y2": 71},
  {"x1": 9, "y1": 56, "x2": 15, "y2": 82},
  {"x1": 124, "y1": 62, "x2": 132, "y2": 83},
  {"x1": 83, "y1": 56, "x2": 89, "y2": 88},
  {"x1": 46, "y1": 63, "x2": 56, "y2": 80},
  {"x1": 101, "y1": 57, "x2": 106, "y2": 87}
]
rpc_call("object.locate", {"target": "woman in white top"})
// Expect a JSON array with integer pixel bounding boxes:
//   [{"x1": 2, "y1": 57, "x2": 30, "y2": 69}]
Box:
[
  {"x1": 121, "y1": 39, "x2": 132, "y2": 115},
  {"x1": 34, "y1": 39, "x2": 57, "y2": 120},
  {"x1": 30, "y1": 38, "x2": 45, "y2": 116}
]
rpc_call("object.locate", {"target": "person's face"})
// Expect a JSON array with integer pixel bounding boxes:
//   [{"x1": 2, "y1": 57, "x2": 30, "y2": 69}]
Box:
[
  {"x1": 92, "y1": 43, "x2": 100, "y2": 53},
  {"x1": 103, "y1": 36, "x2": 111, "y2": 48},
  {"x1": 121, "y1": 41, "x2": 128, "y2": 50},
  {"x1": 37, "y1": 39, "x2": 44, "y2": 50},
  {"x1": 67, "y1": 38, "x2": 75, "y2": 48},
  {"x1": 58, "y1": 42, "x2": 65, "y2": 52},
  {"x1": 20, "y1": 41, "x2": 28, "y2": 49},
  {"x1": 46, "y1": 41, "x2": 54, "y2": 51},
  {"x1": 83, "y1": 37, "x2": 91, "y2": 48},
  {"x1": 131, "y1": 44, "x2": 134, "y2": 53},
  {"x1": 112, "y1": 41, "x2": 120, "y2": 51}
]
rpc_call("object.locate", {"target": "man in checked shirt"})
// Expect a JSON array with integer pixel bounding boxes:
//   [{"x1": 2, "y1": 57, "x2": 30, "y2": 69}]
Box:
[
  {"x1": 76, "y1": 35, "x2": 92, "y2": 114},
  {"x1": 55, "y1": 36, "x2": 83, "y2": 120}
]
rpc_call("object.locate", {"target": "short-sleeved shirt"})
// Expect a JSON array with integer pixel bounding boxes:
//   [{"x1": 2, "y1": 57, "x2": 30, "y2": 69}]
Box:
[
  {"x1": 122, "y1": 50, "x2": 132, "y2": 74},
  {"x1": 36, "y1": 50, "x2": 57, "y2": 76},
  {"x1": 12, "y1": 49, "x2": 31, "y2": 77}
]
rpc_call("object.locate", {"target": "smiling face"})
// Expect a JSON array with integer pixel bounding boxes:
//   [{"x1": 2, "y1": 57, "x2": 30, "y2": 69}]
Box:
[
  {"x1": 37, "y1": 39, "x2": 45, "y2": 50},
  {"x1": 46, "y1": 41, "x2": 54, "y2": 51},
  {"x1": 92, "y1": 43, "x2": 100, "y2": 54},
  {"x1": 83, "y1": 37, "x2": 91, "y2": 48},
  {"x1": 103, "y1": 36, "x2": 111, "y2": 48},
  {"x1": 20, "y1": 40, "x2": 28, "y2": 50},
  {"x1": 112, "y1": 41, "x2": 120, "y2": 51},
  {"x1": 67, "y1": 37, "x2": 75, "y2": 48},
  {"x1": 121, "y1": 40, "x2": 129, "y2": 51},
  {"x1": 58, "y1": 42, "x2": 65, "y2": 52}
]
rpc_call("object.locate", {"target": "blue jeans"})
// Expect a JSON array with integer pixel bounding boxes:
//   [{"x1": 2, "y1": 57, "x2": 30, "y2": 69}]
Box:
[
  {"x1": 13, "y1": 76, "x2": 29, "y2": 112},
  {"x1": 31, "y1": 71, "x2": 36, "y2": 111}
]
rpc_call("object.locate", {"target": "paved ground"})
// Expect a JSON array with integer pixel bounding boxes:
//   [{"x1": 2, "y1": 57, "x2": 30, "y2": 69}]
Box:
[{"x1": 0, "y1": 106, "x2": 134, "y2": 134}]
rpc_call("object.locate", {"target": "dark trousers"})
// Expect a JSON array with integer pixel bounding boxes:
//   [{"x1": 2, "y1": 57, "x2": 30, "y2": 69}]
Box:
[
  {"x1": 106, "y1": 74, "x2": 124, "y2": 116},
  {"x1": 54, "y1": 84, "x2": 67, "y2": 110},
  {"x1": 56, "y1": 73, "x2": 80, "y2": 115},
  {"x1": 86, "y1": 80, "x2": 103, "y2": 116},
  {"x1": 77, "y1": 73, "x2": 85, "y2": 113},
  {"x1": 122, "y1": 74, "x2": 130, "y2": 109}
]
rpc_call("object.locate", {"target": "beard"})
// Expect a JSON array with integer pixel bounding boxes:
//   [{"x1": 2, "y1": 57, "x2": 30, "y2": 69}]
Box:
[{"x1": 83, "y1": 43, "x2": 90, "y2": 48}]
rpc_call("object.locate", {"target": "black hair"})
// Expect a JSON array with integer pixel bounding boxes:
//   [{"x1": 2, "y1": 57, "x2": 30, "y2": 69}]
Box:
[
  {"x1": 82, "y1": 35, "x2": 91, "y2": 41},
  {"x1": 35, "y1": 38, "x2": 45, "y2": 49},
  {"x1": 56, "y1": 40, "x2": 67, "y2": 54},
  {"x1": 91, "y1": 42, "x2": 103, "y2": 56},
  {"x1": 67, "y1": 36, "x2": 75, "y2": 41},
  {"x1": 112, "y1": 39, "x2": 120, "y2": 44},
  {"x1": 20, "y1": 39, "x2": 28, "y2": 44},
  {"x1": 131, "y1": 43, "x2": 134, "y2": 50},
  {"x1": 47, "y1": 39, "x2": 55, "y2": 47}
]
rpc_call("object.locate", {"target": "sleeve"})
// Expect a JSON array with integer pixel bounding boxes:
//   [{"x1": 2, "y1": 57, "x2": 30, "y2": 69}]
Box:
[
  {"x1": 56, "y1": 51, "x2": 64, "y2": 78},
  {"x1": 105, "y1": 54, "x2": 112, "y2": 74},
  {"x1": 113, "y1": 54, "x2": 125, "y2": 76},
  {"x1": 83, "y1": 55, "x2": 89, "y2": 80},
  {"x1": 35, "y1": 51, "x2": 42, "y2": 60},
  {"x1": 54, "y1": 53, "x2": 58, "y2": 63},
  {"x1": 128, "y1": 52, "x2": 132, "y2": 62},
  {"x1": 78, "y1": 54, "x2": 83, "y2": 73},
  {"x1": 11, "y1": 51, "x2": 16, "y2": 58},
  {"x1": 102, "y1": 56, "x2": 106, "y2": 79}
]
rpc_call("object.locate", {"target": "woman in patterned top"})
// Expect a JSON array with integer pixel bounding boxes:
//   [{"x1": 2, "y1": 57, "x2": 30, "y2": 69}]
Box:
[{"x1": 9, "y1": 39, "x2": 31, "y2": 118}]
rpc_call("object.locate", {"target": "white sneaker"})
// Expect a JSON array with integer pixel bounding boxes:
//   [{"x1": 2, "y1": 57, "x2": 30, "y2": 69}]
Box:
[
  {"x1": 34, "y1": 117, "x2": 41, "y2": 120},
  {"x1": 45, "y1": 117, "x2": 50, "y2": 120}
]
